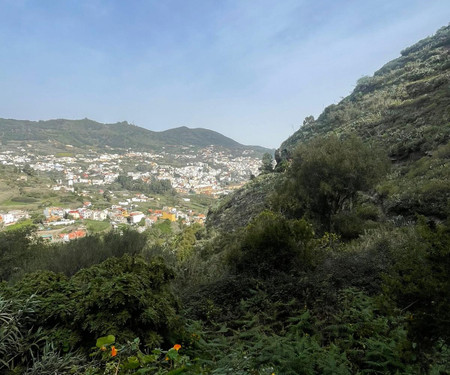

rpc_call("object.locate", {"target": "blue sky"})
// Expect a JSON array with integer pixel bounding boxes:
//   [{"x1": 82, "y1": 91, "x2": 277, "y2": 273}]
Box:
[{"x1": 0, "y1": 0, "x2": 448, "y2": 148}]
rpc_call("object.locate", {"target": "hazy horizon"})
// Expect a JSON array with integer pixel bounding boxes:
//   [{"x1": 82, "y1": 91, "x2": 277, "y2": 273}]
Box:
[{"x1": 0, "y1": 0, "x2": 449, "y2": 148}]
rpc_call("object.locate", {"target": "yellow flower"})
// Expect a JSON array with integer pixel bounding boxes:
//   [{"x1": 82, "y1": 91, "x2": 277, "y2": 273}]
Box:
[
  {"x1": 100, "y1": 346, "x2": 106, "y2": 351},
  {"x1": 173, "y1": 344, "x2": 181, "y2": 351}
]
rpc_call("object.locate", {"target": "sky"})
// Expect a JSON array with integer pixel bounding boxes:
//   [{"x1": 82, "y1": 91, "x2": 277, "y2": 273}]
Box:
[{"x1": 0, "y1": 1, "x2": 449, "y2": 148}]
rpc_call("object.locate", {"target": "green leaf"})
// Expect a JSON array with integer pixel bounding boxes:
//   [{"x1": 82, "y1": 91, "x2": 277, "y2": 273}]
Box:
[
  {"x1": 96, "y1": 335, "x2": 115, "y2": 348},
  {"x1": 140, "y1": 354, "x2": 158, "y2": 364},
  {"x1": 122, "y1": 356, "x2": 140, "y2": 369},
  {"x1": 167, "y1": 348, "x2": 179, "y2": 360},
  {"x1": 136, "y1": 368, "x2": 157, "y2": 374},
  {"x1": 167, "y1": 367, "x2": 187, "y2": 375}
]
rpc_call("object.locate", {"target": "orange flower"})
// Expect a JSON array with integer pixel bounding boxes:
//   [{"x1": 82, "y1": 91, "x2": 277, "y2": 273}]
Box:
[
  {"x1": 173, "y1": 344, "x2": 181, "y2": 351},
  {"x1": 165, "y1": 356, "x2": 169, "y2": 361},
  {"x1": 111, "y1": 346, "x2": 117, "y2": 357}
]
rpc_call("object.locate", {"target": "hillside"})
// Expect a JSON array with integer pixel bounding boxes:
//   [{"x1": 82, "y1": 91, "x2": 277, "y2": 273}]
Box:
[
  {"x1": 0, "y1": 118, "x2": 271, "y2": 155},
  {"x1": 209, "y1": 25, "x2": 450, "y2": 231},
  {"x1": 277, "y1": 25, "x2": 450, "y2": 163}
]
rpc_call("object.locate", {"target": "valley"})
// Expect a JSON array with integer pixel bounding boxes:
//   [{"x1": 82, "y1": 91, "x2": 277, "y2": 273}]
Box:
[
  {"x1": 0, "y1": 21, "x2": 449, "y2": 375},
  {"x1": 0, "y1": 138, "x2": 264, "y2": 239}
]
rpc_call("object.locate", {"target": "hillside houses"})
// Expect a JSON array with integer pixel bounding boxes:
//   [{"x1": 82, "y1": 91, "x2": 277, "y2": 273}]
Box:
[
  {"x1": 1, "y1": 144, "x2": 262, "y2": 197},
  {"x1": 0, "y1": 210, "x2": 30, "y2": 226},
  {"x1": 0, "y1": 143, "x2": 261, "y2": 235},
  {"x1": 39, "y1": 203, "x2": 206, "y2": 230}
]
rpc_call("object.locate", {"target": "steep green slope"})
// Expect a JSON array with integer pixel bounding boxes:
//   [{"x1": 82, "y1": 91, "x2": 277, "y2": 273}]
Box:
[
  {"x1": 277, "y1": 25, "x2": 450, "y2": 163},
  {"x1": 206, "y1": 173, "x2": 279, "y2": 231},
  {"x1": 210, "y1": 26, "x2": 450, "y2": 232},
  {"x1": 0, "y1": 118, "x2": 270, "y2": 154}
]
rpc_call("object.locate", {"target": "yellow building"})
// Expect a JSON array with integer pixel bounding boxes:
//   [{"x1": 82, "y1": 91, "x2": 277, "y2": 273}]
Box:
[{"x1": 162, "y1": 212, "x2": 176, "y2": 222}]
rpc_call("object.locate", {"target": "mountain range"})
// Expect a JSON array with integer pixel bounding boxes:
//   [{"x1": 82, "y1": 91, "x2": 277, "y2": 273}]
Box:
[{"x1": 0, "y1": 117, "x2": 271, "y2": 155}]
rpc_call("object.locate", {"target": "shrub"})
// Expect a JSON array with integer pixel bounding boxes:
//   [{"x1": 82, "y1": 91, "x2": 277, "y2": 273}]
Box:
[
  {"x1": 280, "y1": 135, "x2": 389, "y2": 232},
  {"x1": 227, "y1": 211, "x2": 316, "y2": 277}
]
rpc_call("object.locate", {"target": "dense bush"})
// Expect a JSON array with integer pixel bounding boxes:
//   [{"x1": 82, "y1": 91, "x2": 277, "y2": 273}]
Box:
[
  {"x1": 0, "y1": 254, "x2": 180, "y2": 372},
  {"x1": 0, "y1": 226, "x2": 39, "y2": 281},
  {"x1": 1, "y1": 228, "x2": 149, "y2": 281},
  {"x1": 226, "y1": 211, "x2": 316, "y2": 277},
  {"x1": 381, "y1": 218, "x2": 450, "y2": 349},
  {"x1": 278, "y1": 135, "x2": 389, "y2": 233}
]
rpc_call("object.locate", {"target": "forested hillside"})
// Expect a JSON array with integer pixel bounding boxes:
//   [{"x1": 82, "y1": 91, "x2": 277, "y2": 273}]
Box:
[
  {"x1": 278, "y1": 25, "x2": 450, "y2": 161},
  {"x1": 1, "y1": 26, "x2": 449, "y2": 374},
  {"x1": 0, "y1": 118, "x2": 269, "y2": 154}
]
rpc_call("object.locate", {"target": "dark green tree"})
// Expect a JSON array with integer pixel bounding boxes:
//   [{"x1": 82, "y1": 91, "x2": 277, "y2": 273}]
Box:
[
  {"x1": 0, "y1": 227, "x2": 38, "y2": 281},
  {"x1": 259, "y1": 153, "x2": 274, "y2": 174},
  {"x1": 302, "y1": 115, "x2": 315, "y2": 127},
  {"x1": 227, "y1": 211, "x2": 315, "y2": 277},
  {"x1": 282, "y1": 135, "x2": 389, "y2": 231},
  {"x1": 22, "y1": 163, "x2": 35, "y2": 177},
  {"x1": 381, "y1": 218, "x2": 450, "y2": 349}
]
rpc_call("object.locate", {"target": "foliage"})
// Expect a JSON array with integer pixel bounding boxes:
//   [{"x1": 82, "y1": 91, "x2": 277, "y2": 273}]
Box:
[
  {"x1": 227, "y1": 211, "x2": 316, "y2": 277},
  {"x1": 279, "y1": 135, "x2": 389, "y2": 232},
  {"x1": 71, "y1": 255, "x2": 179, "y2": 347},
  {"x1": 0, "y1": 294, "x2": 45, "y2": 372},
  {"x1": 0, "y1": 254, "x2": 180, "y2": 369},
  {"x1": 4, "y1": 229, "x2": 148, "y2": 279},
  {"x1": 0, "y1": 226, "x2": 39, "y2": 281},
  {"x1": 182, "y1": 289, "x2": 423, "y2": 375},
  {"x1": 380, "y1": 218, "x2": 450, "y2": 349},
  {"x1": 117, "y1": 174, "x2": 175, "y2": 195},
  {"x1": 206, "y1": 173, "x2": 280, "y2": 232},
  {"x1": 86, "y1": 336, "x2": 197, "y2": 374},
  {"x1": 259, "y1": 153, "x2": 274, "y2": 174},
  {"x1": 378, "y1": 142, "x2": 450, "y2": 220},
  {"x1": 24, "y1": 343, "x2": 88, "y2": 375}
]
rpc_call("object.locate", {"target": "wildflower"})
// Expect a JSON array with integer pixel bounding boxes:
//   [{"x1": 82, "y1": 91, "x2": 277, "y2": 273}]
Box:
[
  {"x1": 173, "y1": 344, "x2": 181, "y2": 351},
  {"x1": 165, "y1": 357, "x2": 169, "y2": 361},
  {"x1": 111, "y1": 346, "x2": 117, "y2": 357},
  {"x1": 100, "y1": 346, "x2": 106, "y2": 351}
]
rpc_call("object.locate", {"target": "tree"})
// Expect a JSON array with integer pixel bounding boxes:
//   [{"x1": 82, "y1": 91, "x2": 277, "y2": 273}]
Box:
[
  {"x1": 22, "y1": 163, "x2": 35, "y2": 177},
  {"x1": 302, "y1": 115, "x2": 315, "y2": 128},
  {"x1": 381, "y1": 218, "x2": 450, "y2": 349},
  {"x1": 103, "y1": 190, "x2": 112, "y2": 202},
  {"x1": 227, "y1": 211, "x2": 315, "y2": 277},
  {"x1": 259, "y1": 153, "x2": 274, "y2": 174},
  {"x1": 283, "y1": 135, "x2": 389, "y2": 231}
]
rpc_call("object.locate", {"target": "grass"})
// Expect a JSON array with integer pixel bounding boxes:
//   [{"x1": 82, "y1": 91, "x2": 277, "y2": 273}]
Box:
[
  {"x1": 1, "y1": 199, "x2": 30, "y2": 207},
  {"x1": 0, "y1": 181, "x2": 17, "y2": 204},
  {"x1": 4, "y1": 219, "x2": 34, "y2": 231},
  {"x1": 83, "y1": 219, "x2": 111, "y2": 233}
]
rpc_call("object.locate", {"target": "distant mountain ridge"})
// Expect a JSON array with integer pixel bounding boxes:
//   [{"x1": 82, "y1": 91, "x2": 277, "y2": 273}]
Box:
[{"x1": 0, "y1": 118, "x2": 271, "y2": 154}]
